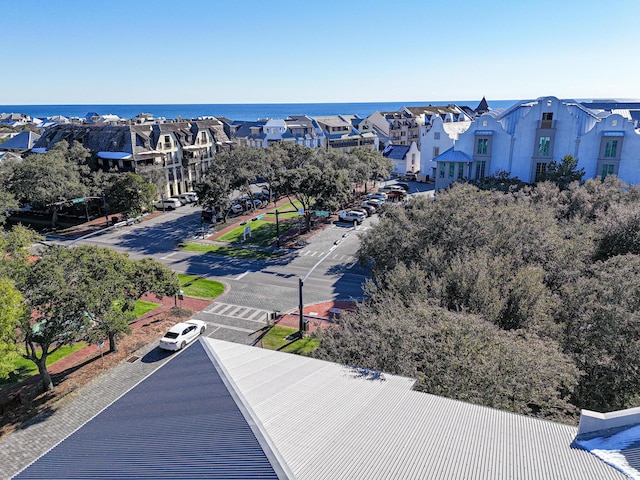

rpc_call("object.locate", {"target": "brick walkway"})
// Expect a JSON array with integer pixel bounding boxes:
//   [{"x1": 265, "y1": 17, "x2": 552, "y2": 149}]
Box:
[{"x1": 275, "y1": 300, "x2": 356, "y2": 333}]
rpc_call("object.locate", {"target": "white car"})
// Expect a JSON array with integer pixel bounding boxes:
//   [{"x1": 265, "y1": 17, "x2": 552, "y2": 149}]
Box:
[
  {"x1": 159, "y1": 320, "x2": 207, "y2": 351},
  {"x1": 338, "y1": 210, "x2": 366, "y2": 224},
  {"x1": 153, "y1": 198, "x2": 182, "y2": 210}
]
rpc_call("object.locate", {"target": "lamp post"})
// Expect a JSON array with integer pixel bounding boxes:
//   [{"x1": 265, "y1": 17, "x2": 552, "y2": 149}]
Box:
[{"x1": 296, "y1": 232, "x2": 351, "y2": 338}]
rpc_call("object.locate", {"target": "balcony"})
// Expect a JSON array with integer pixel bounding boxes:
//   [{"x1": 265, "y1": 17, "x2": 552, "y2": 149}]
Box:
[{"x1": 538, "y1": 120, "x2": 556, "y2": 129}]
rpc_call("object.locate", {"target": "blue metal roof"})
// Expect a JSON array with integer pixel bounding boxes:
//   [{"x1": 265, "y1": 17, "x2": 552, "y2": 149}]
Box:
[
  {"x1": 15, "y1": 341, "x2": 284, "y2": 479},
  {"x1": 434, "y1": 147, "x2": 473, "y2": 163},
  {"x1": 383, "y1": 144, "x2": 411, "y2": 160}
]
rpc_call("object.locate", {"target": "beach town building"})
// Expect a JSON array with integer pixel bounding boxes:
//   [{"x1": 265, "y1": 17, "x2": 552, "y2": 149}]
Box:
[
  {"x1": 223, "y1": 115, "x2": 326, "y2": 149},
  {"x1": 434, "y1": 96, "x2": 640, "y2": 190},
  {"x1": 314, "y1": 115, "x2": 378, "y2": 152},
  {"x1": 0, "y1": 130, "x2": 41, "y2": 155},
  {"x1": 33, "y1": 119, "x2": 232, "y2": 197},
  {"x1": 382, "y1": 142, "x2": 420, "y2": 176}
]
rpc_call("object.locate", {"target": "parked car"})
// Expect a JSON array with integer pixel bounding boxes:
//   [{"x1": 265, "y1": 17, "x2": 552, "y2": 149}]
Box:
[
  {"x1": 387, "y1": 190, "x2": 407, "y2": 200},
  {"x1": 338, "y1": 210, "x2": 366, "y2": 224},
  {"x1": 201, "y1": 209, "x2": 222, "y2": 222},
  {"x1": 358, "y1": 203, "x2": 376, "y2": 215},
  {"x1": 228, "y1": 204, "x2": 244, "y2": 215},
  {"x1": 159, "y1": 320, "x2": 207, "y2": 351},
  {"x1": 399, "y1": 173, "x2": 417, "y2": 181},
  {"x1": 350, "y1": 206, "x2": 371, "y2": 217},
  {"x1": 153, "y1": 198, "x2": 182, "y2": 210},
  {"x1": 367, "y1": 192, "x2": 387, "y2": 201},
  {"x1": 363, "y1": 198, "x2": 383, "y2": 208},
  {"x1": 177, "y1": 192, "x2": 198, "y2": 203},
  {"x1": 379, "y1": 185, "x2": 405, "y2": 194},
  {"x1": 396, "y1": 182, "x2": 410, "y2": 191}
]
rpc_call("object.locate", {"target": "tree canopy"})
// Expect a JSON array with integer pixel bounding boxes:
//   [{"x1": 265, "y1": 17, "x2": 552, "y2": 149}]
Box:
[{"x1": 316, "y1": 178, "x2": 640, "y2": 422}]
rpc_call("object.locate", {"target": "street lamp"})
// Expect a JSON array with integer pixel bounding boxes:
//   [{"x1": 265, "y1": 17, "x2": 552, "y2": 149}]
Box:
[{"x1": 296, "y1": 232, "x2": 350, "y2": 338}]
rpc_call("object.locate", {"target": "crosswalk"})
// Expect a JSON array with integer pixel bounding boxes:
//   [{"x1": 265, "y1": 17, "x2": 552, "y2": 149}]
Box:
[
  {"x1": 299, "y1": 250, "x2": 352, "y2": 262},
  {"x1": 203, "y1": 302, "x2": 271, "y2": 323}
]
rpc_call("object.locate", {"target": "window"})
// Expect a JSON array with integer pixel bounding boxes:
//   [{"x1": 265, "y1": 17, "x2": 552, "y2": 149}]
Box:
[
  {"x1": 605, "y1": 140, "x2": 618, "y2": 158},
  {"x1": 535, "y1": 162, "x2": 547, "y2": 181},
  {"x1": 602, "y1": 164, "x2": 615, "y2": 180},
  {"x1": 537, "y1": 136, "x2": 551, "y2": 156},
  {"x1": 542, "y1": 112, "x2": 553, "y2": 121},
  {"x1": 449, "y1": 163, "x2": 454, "y2": 178},
  {"x1": 411, "y1": 153, "x2": 416, "y2": 165},
  {"x1": 457, "y1": 163, "x2": 464, "y2": 180},
  {"x1": 201, "y1": 132, "x2": 207, "y2": 142},
  {"x1": 541, "y1": 112, "x2": 553, "y2": 128},
  {"x1": 477, "y1": 138, "x2": 488, "y2": 155},
  {"x1": 434, "y1": 132, "x2": 440, "y2": 140},
  {"x1": 433, "y1": 147, "x2": 440, "y2": 158},
  {"x1": 439, "y1": 163, "x2": 445, "y2": 178},
  {"x1": 475, "y1": 160, "x2": 486, "y2": 180}
]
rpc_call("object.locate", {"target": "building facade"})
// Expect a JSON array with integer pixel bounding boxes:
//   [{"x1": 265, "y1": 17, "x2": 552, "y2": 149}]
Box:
[
  {"x1": 33, "y1": 119, "x2": 232, "y2": 197},
  {"x1": 435, "y1": 96, "x2": 640, "y2": 190}
]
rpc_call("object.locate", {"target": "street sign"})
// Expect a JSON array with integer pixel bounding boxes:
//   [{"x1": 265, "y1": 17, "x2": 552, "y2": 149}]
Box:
[
  {"x1": 315, "y1": 211, "x2": 329, "y2": 217},
  {"x1": 256, "y1": 213, "x2": 265, "y2": 220},
  {"x1": 71, "y1": 197, "x2": 85, "y2": 204}
]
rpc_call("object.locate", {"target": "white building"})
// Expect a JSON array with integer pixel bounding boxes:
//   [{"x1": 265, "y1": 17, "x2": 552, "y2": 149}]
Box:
[{"x1": 435, "y1": 96, "x2": 640, "y2": 190}]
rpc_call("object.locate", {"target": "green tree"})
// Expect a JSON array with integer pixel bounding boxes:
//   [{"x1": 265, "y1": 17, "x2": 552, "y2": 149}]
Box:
[
  {"x1": 73, "y1": 247, "x2": 179, "y2": 353},
  {"x1": 105, "y1": 173, "x2": 157, "y2": 217},
  {"x1": 562, "y1": 254, "x2": 640, "y2": 412},
  {"x1": 18, "y1": 246, "x2": 93, "y2": 391},
  {"x1": 280, "y1": 153, "x2": 351, "y2": 232},
  {"x1": 539, "y1": 154, "x2": 585, "y2": 190},
  {"x1": 313, "y1": 295, "x2": 578, "y2": 422},
  {"x1": 0, "y1": 277, "x2": 26, "y2": 379},
  {"x1": 7, "y1": 141, "x2": 90, "y2": 226}
]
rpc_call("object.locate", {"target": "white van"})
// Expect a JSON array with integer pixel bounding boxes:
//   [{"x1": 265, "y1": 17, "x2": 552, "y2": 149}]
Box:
[{"x1": 153, "y1": 198, "x2": 182, "y2": 210}]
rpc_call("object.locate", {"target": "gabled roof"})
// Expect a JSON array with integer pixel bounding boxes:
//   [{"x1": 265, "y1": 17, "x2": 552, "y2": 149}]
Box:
[
  {"x1": 14, "y1": 339, "x2": 624, "y2": 479},
  {"x1": 0, "y1": 131, "x2": 40, "y2": 151},
  {"x1": 16, "y1": 342, "x2": 289, "y2": 479},
  {"x1": 382, "y1": 144, "x2": 411, "y2": 160}
]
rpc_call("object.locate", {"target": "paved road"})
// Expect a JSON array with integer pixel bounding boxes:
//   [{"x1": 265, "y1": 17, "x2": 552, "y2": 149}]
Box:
[{"x1": 47, "y1": 203, "x2": 372, "y2": 344}]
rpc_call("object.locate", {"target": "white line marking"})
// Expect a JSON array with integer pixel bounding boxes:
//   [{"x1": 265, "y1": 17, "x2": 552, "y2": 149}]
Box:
[
  {"x1": 161, "y1": 252, "x2": 178, "y2": 259},
  {"x1": 235, "y1": 270, "x2": 250, "y2": 280}
]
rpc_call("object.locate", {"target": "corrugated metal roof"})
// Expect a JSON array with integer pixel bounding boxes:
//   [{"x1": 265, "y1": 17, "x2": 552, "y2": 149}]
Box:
[
  {"x1": 205, "y1": 338, "x2": 625, "y2": 480},
  {"x1": 434, "y1": 147, "x2": 473, "y2": 163},
  {"x1": 15, "y1": 341, "x2": 288, "y2": 479}
]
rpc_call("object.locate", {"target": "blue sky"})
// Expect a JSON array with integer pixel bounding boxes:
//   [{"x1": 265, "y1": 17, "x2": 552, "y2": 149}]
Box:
[{"x1": 2, "y1": 0, "x2": 639, "y2": 105}]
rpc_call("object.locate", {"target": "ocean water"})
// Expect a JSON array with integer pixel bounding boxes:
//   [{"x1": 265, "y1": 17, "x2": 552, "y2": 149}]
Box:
[{"x1": 0, "y1": 100, "x2": 517, "y2": 122}]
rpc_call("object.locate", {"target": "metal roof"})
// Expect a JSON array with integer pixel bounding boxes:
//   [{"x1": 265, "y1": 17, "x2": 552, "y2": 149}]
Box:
[
  {"x1": 434, "y1": 147, "x2": 474, "y2": 163},
  {"x1": 15, "y1": 341, "x2": 289, "y2": 479},
  {"x1": 14, "y1": 338, "x2": 626, "y2": 480},
  {"x1": 206, "y1": 339, "x2": 625, "y2": 480}
]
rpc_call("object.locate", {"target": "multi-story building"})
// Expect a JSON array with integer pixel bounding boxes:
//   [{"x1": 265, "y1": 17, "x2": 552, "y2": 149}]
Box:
[
  {"x1": 223, "y1": 115, "x2": 325, "y2": 149},
  {"x1": 314, "y1": 115, "x2": 378, "y2": 152},
  {"x1": 435, "y1": 96, "x2": 640, "y2": 190},
  {"x1": 33, "y1": 119, "x2": 232, "y2": 197}
]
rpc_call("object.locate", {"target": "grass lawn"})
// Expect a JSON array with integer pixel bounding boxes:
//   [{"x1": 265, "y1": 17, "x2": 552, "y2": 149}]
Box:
[
  {"x1": 217, "y1": 220, "x2": 296, "y2": 246},
  {"x1": 178, "y1": 274, "x2": 224, "y2": 300},
  {"x1": 180, "y1": 242, "x2": 284, "y2": 259},
  {"x1": 269, "y1": 200, "x2": 304, "y2": 220},
  {"x1": 134, "y1": 300, "x2": 160, "y2": 317},
  {"x1": 261, "y1": 325, "x2": 320, "y2": 355},
  {"x1": 0, "y1": 343, "x2": 88, "y2": 391}
]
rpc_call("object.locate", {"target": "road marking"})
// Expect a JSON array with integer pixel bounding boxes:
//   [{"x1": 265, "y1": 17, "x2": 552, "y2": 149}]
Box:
[
  {"x1": 161, "y1": 252, "x2": 178, "y2": 259},
  {"x1": 204, "y1": 302, "x2": 270, "y2": 323},
  {"x1": 235, "y1": 270, "x2": 250, "y2": 280}
]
